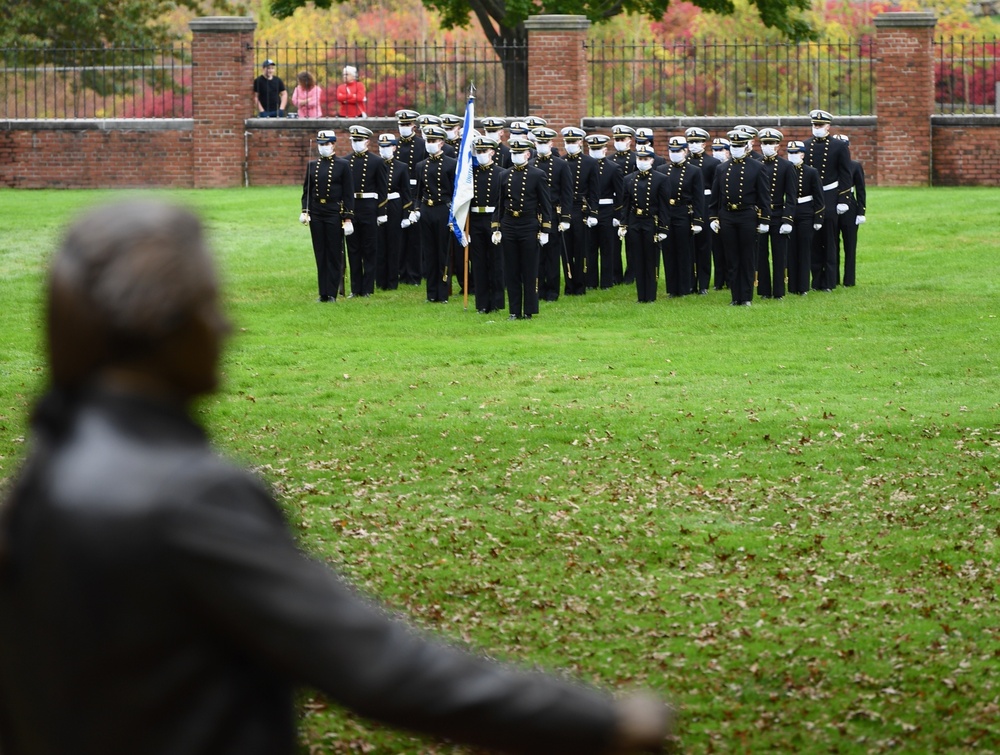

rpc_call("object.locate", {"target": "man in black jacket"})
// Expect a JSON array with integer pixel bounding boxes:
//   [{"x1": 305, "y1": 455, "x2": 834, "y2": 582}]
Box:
[
  {"x1": 0, "y1": 198, "x2": 674, "y2": 755},
  {"x1": 804, "y1": 109, "x2": 853, "y2": 291},
  {"x1": 833, "y1": 133, "x2": 867, "y2": 287}
]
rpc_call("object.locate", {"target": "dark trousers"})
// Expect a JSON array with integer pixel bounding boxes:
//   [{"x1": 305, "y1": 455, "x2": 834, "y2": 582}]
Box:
[
  {"x1": 720, "y1": 209, "x2": 758, "y2": 304},
  {"x1": 626, "y1": 226, "x2": 659, "y2": 302},
  {"x1": 538, "y1": 232, "x2": 562, "y2": 301},
  {"x1": 308, "y1": 213, "x2": 345, "y2": 300},
  {"x1": 420, "y1": 205, "x2": 451, "y2": 302},
  {"x1": 712, "y1": 231, "x2": 727, "y2": 289},
  {"x1": 663, "y1": 219, "x2": 693, "y2": 297},
  {"x1": 502, "y1": 220, "x2": 540, "y2": 318},
  {"x1": 811, "y1": 194, "x2": 839, "y2": 290},
  {"x1": 565, "y1": 208, "x2": 587, "y2": 295},
  {"x1": 788, "y1": 216, "x2": 814, "y2": 294},
  {"x1": 622, "y1": 228, "x2": 635, "y2": 285},
  {"x1": 399, "y1": 212, "x2": 422, "y2": 284},
  {"x1": 375, "y1": 201, "x2": 403, "y2": 290},
  {"x1": 346, "y1": 202, "x2": 378, "y2": 296},
  {"x1": 470, "y1": 218, "x2": 505, "y2": 313},
  {"x1": 837, "y1": 204, "x2": 859, "y2": 286},
  {"x1": 590, "y1": 210, "x2": 619, "y2": 289},
  {"x1": 693, "y1": 222, "x2": 712, "y2": 293},
  {"x1": 757, "y1": 225, "x2": 788, "y2": 298}
]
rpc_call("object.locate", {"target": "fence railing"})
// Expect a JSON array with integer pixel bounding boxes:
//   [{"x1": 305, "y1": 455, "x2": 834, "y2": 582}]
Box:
[
  {"x1": 254, "y1": 41, "x2": 527, "y2": 118},
  {"x1": 934, "y1": 36, "x2": 999, "y2": 113},
  {"x1": 1, "y1": 46, "x2": 191, "y2": 119},
  {"x1": 588, "y1": 39, "x2": 877, "y2": 118}
]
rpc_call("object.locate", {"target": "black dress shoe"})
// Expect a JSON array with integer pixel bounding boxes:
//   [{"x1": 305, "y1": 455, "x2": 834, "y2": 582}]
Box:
[
  {"x1": 508, "y1": 314, "x2": 519, "y2": 320},
  {"x1": 698, "y1": 289, "x2": 708, "y2": 295},
  {"x1": 523, "y1": 314, "x2": 532, "y2": 320}
]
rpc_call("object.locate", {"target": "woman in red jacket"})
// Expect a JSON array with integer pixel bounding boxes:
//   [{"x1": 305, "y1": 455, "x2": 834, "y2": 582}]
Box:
[{"x1": 336, "y1": 65, "x2": 367, "y2": 117}]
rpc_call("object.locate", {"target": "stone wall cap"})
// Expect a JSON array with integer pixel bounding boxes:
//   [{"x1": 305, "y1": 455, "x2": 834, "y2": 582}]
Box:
[
  {"x1": 874, "y1": 12, "x2": 937, "y2": 28},
  {"x1": 932, "y1": 114, "x2": 1000, "y2": 126},
  {"x1": 523, "y1": 15, "x2": 591, "y2": 31},
  {"x1": 1, "y1": 118, "x2": 193, "y2": 131},
  {"x1": 584, "y1": 115, "x2": 877, "y2": 130},
  {"x1": 189, "y1": 16, "x2": 257, "y2": 33}
]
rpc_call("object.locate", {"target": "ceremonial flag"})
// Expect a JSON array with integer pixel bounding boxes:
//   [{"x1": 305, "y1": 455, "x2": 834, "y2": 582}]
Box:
[{"x1": 449, "y1": 85, "x2": 476, "y2": 247}]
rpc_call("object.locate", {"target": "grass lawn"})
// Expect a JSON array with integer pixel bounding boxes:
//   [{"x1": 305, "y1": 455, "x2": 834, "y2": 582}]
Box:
[{"x1": 1, "y1": 186, "x2": 998, "y2": 753}]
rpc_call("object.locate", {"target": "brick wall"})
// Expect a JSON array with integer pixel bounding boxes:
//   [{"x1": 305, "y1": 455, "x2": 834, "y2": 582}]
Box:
[
  {"x1": 932, "y1": 118, "x2": 1000, "y2": 186},
  {"x1": 524, "y1": 15, "x2": 590, "y2": 141}
]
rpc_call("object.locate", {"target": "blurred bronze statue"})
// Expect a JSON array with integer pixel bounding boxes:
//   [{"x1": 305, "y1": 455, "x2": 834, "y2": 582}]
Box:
[{"x1": 0, "y1": 198, "x2": 674, "y2": 755}]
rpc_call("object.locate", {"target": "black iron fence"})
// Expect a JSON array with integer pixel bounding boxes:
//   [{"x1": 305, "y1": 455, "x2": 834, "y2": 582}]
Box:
[
  {"x1": 934, "y1": 36, "x2": 999, "y2": 113},
  {"x1": 254, "y1": 40, "x2": 527, "y2": 118},
  {"x1": 588, "y1": 39, "x2": 877, "y2": 117},
  {"x1": 0, "y1": 46, "x2": 191, "y2": 119}
]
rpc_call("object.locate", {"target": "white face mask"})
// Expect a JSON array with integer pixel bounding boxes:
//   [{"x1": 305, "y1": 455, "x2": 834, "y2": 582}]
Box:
[
  {"x1": 511, "y1": 152, "x2": 529, "y2": 166},
  {"x1": 730, "y1": 145, "x2": 747, "y2": 159},
  {"x1": 688, "y1": 141, "x2": 705, "y2": 154},
  {"x1": 614, "y1": 140, "x2": 630, "y2": 152},
  {"x1": 788, "y1": 153, "x2": 804, "y2": 166},
  {"x1": 447, "y1": 128, "x2": 459, "y2": 140},
  {"x1": 564, "y1": 142, "x2": 582, "y2": 155},
  {"x1": 589, "y1": 148, "x2": 606, "y2": 159},
  {"x1": 812, "y1": 125, "x2": 829, "y2": 138},
  {"x1": 318, "y1": 144, "x2": 334, "y2": 157},
  {"x1": 398, "y1": 125, "x2": 413, "y2": 137},
  {"x1": 426, "y1": 141, "x2": 441, "y2": 155},
  {"x1": 535, "y1": 143, "x2": 551, "y2": 156},
  {"x1": 712, "y1": 149, "x2": 729, "y2": 163},
  {"x1": 485, "y1": 130, "x2": 502, "y2": 141},
  {"x1": 475, "y1": 151, "x2": 493, "y2": 166},
  {"x1": 761, "y1": 144, "x2": 778, "y2": 157},
  {"x1": 379, "y1": 146, "x2": 395, "y2": 159},
  {"x1": 636, "y1": 159, "x2": 653, "y2": 172},
  {"x1": 351, "y1": 140, "x2": 368, "y2": 153},
  {"x1": 668, "y1": 150, "x2": 685, "y2": 164}
]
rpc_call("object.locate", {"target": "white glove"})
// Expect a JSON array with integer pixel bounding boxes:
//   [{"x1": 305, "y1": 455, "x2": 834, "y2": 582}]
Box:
[
  {"x1": 401, "y1": 218, "x2": 411, "y2": 229},
  {"x1": 377, "y1": 215, "x2": 388, "y2": 226},
  {"x1": 491, "y1": 231, "x2": 502, "y2": 245},
  {"x1": 856, "y1": 215, "x2": 866, "y2": 226},
  {"x1": 757, "y1": 223, "x2": 769, "y2": 234},
  {"x1": 654, "y1": 233, "x2": 667, "y2": 242},
  {"x1": 779, "y1": 223, "x2": 793, "y2": 235},
  {"x1": 836, "y1": 203, "x2": 849, "y2": 215},
  {"x1": 299, "y1": 211, "x2": 310, "y2": 225},
  {"x1": 558, "y1": 221, "x2": 570, "y2": 233},
  {"x1": 343, "y1": 220, "x2": 354, "y2": 236},
  {"x1": 691, "y1": 224, "x2": 703, "y2": 235},
  {"x1": 813, "y1": 222, "x2": 823, "y2": 231},
  {"x1": 585, "y1": 216, "x2": 598, "y2": 228},
  {"x1": 710, "y1": 219, "x2": 720, "y2": 234},
  {"x1": 612, "y1": 218, "x2": 621, "y2": 228},
  {"x1": 411, "y1": 211, "x2": 420, "y2": 223},
  {"x1": 538, "y1": 232, "x2": 549, "y2": 246}
]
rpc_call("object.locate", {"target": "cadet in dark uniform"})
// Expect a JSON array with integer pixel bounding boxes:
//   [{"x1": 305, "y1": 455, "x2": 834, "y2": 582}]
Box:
[
  {"x1": 709, "y1": 137, "x2": 731, "y2": 291},
  {"x1": 685, "y1": 127, "x2": 720, "y2": 294},
  {"x1": 804, "y1": 108, "x2": 853, "y2": 291},
  {"x1": 560, "y1": 126, "x2": 599, "y2": 296},
  {"x1": 375, "y1": 133, "x2": 414, "y2": 291},
  {"x1": 395, "y1": 109, "x2": 426, "y2": 285},
  {"x1": 468, "y1": 136, "x2": 507, "y2": 314},
  {"x1": 655, "y1": 135, "x2": 704, "y2": 298},
  {"x1": 440, "y1": 113, "x2": 463, "y2": 158},
  {"x1": 785, "y1": 140, "x2": 825, "y2": 296},
  {"x1": 710, "y1": 129, "x2": 770, "y2": 306},
  {"x1": 756, "y1": 127, "x2": 796, "y2": 299},
  {"x1": 735, "y1": 124, "x2": 763, "y2": 161},
  {"x1": 833, "y1": 133, "x2": 867, "y2": 287},
  {"x1": 585, "y1": 133, "x2": 624, "y2": 289},
  {"x1": 610, "y1": 125, "x2": 638, "y2": 283},
  {"x1": 300, "y1": 130, "x2": 355, "y2": 302},
  {"x1": 495, "y1": 139, "x2": 552, "y2": 320},
  {"x1": 415, "y1": 125, "x2": 457, "y2": 303},
  {"x1": 481, "y1": 116, "x2": 512, "y2": 169},
  {"x1": 620, "y1": 144, "x2": 670, "y2": 303},
  {"x1": 531, "y1": 127, "x2": 573, "y2": 302},
  {"x1": 344, "y1": 125, "x2": 387, "y2": 298}
]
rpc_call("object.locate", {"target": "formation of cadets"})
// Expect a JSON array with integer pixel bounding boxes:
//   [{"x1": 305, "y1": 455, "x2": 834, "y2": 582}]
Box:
[{"x1": 300, "y1": 108, "x2": 867, "y2": 314}]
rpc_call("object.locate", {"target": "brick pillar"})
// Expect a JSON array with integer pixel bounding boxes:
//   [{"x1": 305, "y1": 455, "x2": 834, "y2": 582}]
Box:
[
  {"x1": 189, "y1": 16, "x2": 257, "y2": 188},
  {"x1": 523, "y1": 15, "x2": 590, "y2": 129},
  {"x1": 874, "y1": 12, "x2": 937, "y2": 186}
]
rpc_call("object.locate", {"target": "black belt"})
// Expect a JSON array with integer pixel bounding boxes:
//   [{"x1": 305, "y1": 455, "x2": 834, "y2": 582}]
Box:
[{"x1": 726, "y1": 203, "x2": 752, "y2": 211}]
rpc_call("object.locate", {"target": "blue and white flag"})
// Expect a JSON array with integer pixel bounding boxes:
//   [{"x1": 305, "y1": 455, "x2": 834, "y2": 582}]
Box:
[{"x1": 449, "y1": 86, "x2": 476, "y2": 247}]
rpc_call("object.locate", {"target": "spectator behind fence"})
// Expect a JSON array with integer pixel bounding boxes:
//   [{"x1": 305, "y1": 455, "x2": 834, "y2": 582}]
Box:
[
  {"x1": 291, "y1": 70, "x2": 323, "y2": 118},
  {"x1": 254, "y1": 58, "x2": 287, "y2": 117},
  {"x1": 337, "y1": 65, "x2": 367, "y2": 117},
  {"x1": 0, "y1": 198, "x2": 677, "y2": 755}
]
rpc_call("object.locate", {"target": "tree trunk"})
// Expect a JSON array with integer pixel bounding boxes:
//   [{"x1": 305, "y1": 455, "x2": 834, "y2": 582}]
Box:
[{"x1": 492, "y1": 24, "x2": 527, "y2": 116}]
